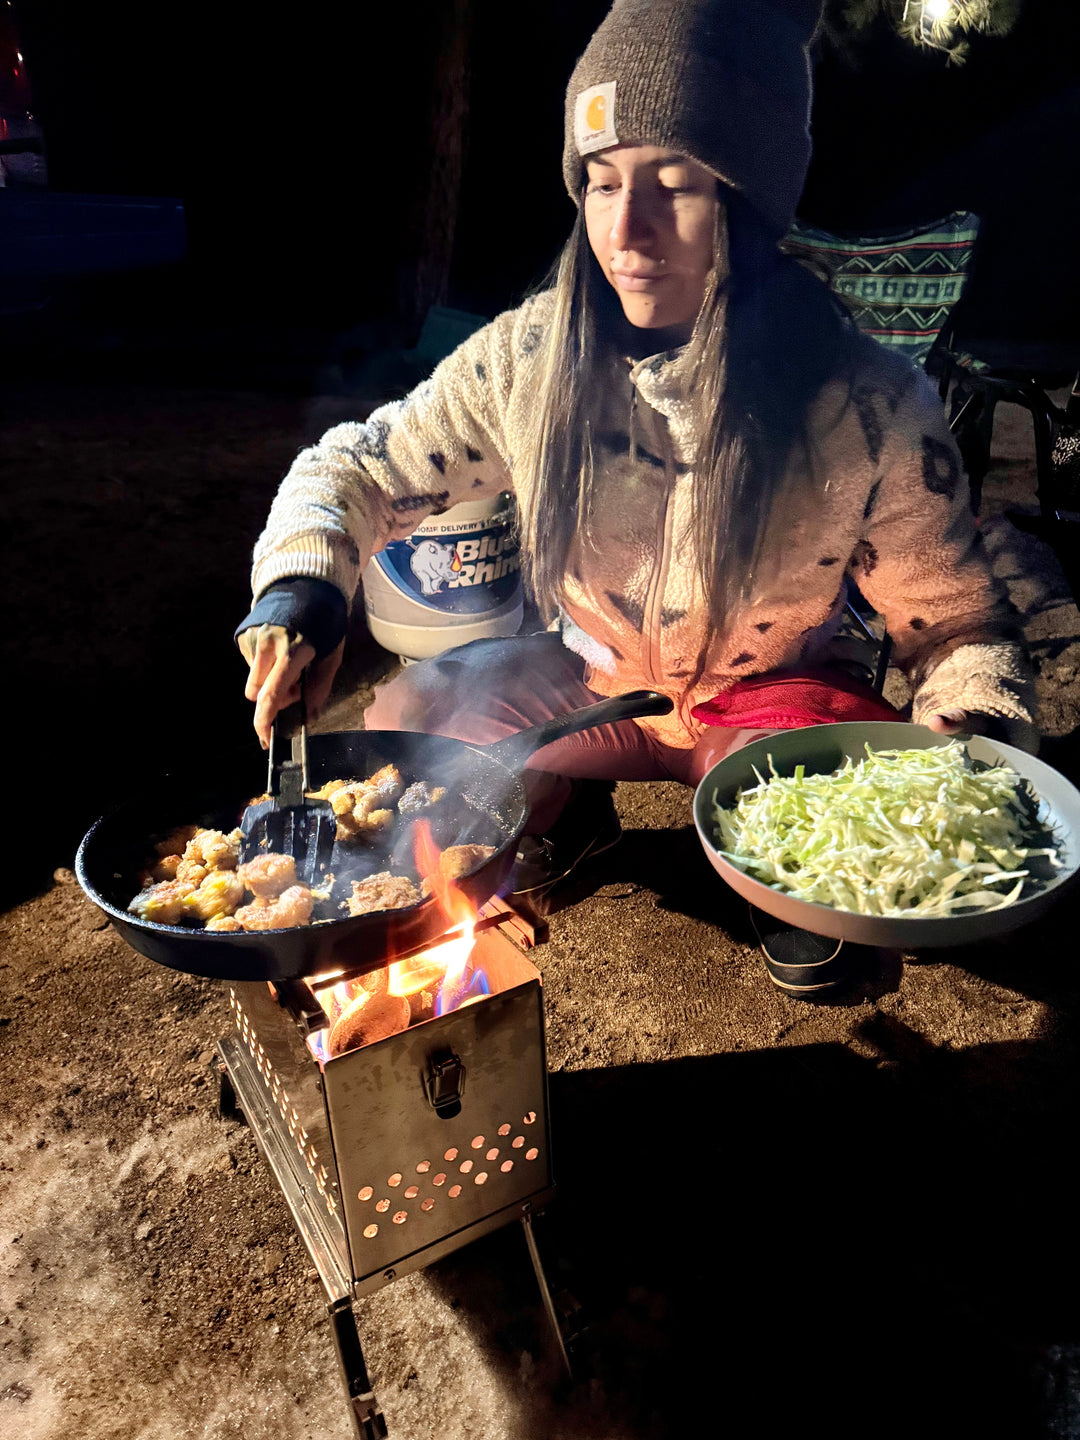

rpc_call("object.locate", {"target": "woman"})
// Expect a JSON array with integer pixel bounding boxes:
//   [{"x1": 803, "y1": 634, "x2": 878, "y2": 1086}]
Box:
[{"x1": 238, "y1": 0, "x2": 1035, "y2": 987}]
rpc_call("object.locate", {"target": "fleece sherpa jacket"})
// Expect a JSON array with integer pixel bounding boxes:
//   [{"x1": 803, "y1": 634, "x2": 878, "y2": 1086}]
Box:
[{"x1": 250, "y1": 289, "x2": 1036, "y2": 751}]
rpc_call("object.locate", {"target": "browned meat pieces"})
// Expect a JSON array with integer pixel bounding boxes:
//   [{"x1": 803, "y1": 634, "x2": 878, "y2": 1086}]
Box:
[
  {"x1": 237, "y1": 852, "x2": 297, "y2": 898},
  {"x1": 309, "y1": 764, "x2": 405, "y2": 842},
  {"x1": 234, "y1": 884, "x2": 315, "y2": 930},
  {"x1": 131, "y1": 833, "x2": 316, "y2": 931},
  {"x1": 183, "y1": 870, "x2": 246, "y2": 921},
  {"x1": 397, "y1": 781, "x2": 448, "y2": 815},
  {"x1": 434, "y1": 842, "x2": 495, "y2": 882},
  {"x1": 127, "y1": 879, "x2": 196, "y2": 925},
  {"x1": 131, "y1": 826, "x2": 245, "y2": 922},
  {"x1": 346, "y1": 872, "x2": 422, "y2": 916}
]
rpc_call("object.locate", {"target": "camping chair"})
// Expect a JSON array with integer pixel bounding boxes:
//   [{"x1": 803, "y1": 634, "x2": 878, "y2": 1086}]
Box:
[
  {"x1": 781, "y1": 210, "x2": 981, "y2": 691},
  {"x1": 783, "y1": 213, "x2": 1080, "y2": 592},
  {"x1": 932, "y1": 327, "x2": 1076, "y2": 526},
  {"x1": 782, "y1": 209, "x2": 980, "y2": 373}
]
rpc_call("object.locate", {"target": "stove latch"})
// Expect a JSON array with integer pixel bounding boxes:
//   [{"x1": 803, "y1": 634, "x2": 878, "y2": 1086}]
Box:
[{"x1": 424, "y1": 1049, "x2": 466, "y2": 1118}]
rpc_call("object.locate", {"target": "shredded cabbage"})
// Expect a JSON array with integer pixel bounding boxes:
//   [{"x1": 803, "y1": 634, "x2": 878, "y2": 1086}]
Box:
[{"x1": 711, "y1": 741, "x2": 1060, "y2": 918}]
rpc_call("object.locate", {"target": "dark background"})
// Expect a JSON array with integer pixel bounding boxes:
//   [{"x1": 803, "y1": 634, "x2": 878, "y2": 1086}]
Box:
[{"x1": 7, "y1": 0, "x2": 1080, "y2": 353}]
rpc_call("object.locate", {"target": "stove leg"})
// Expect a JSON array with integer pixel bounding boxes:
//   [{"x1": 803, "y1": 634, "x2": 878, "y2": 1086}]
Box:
[
  {"x1": 215, "y1": 1057, "x2": 244, "y2": 1125},
  {"x1": 327, "y1": 1297, "x2": 388, "y2": 1440},
  {"x1": 521, "y1": 1211, "x2": 574, "y2": 1383}
]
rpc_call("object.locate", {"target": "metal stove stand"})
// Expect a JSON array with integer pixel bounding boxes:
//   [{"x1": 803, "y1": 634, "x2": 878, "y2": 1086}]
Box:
[{"x1": 214, "y1": 913, "x2": 572, "y2": 1439}]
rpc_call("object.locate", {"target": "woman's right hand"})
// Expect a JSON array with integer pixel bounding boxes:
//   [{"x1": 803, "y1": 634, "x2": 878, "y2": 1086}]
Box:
[{"x1": 239, "y1": 624, "x2": 345, "y2": 748}]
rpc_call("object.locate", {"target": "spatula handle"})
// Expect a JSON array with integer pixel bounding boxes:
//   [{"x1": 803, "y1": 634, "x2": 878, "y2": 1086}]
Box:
[{"x1": 291, "y1": 669, "x2": 313, "y2": 791}]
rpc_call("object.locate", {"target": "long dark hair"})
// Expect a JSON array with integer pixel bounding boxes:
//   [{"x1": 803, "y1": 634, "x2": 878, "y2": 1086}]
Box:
[{"x1": 516, "y1": 188, "x2": 859, "y2": 631}]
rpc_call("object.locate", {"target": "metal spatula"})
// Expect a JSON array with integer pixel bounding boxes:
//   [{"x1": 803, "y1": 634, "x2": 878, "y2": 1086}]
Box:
[{"x1": 240, "y1": 675, "x2": 336, "y2": 884}]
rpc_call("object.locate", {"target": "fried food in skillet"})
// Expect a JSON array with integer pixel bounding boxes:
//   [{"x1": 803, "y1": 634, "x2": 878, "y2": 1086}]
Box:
[
  {"x1": 234, "y1": 884, "x2": 315, "y2": 931},
  {"x1": 237, "y1": 852, "x2": 297, "y2": 898},
  {"x1": 346, "y1": 872, "x2": 422, "y2": 916},
  {"x1": 130, "y1": 825, "x2": 313, "y2": 930},
  {"x1": 183, "y1": 870, "x2": 246, "y2": 921},
  {"x1": 398, "y1": 780, "x2": 448, "y2": 815},
  {"x1": 129, "y1": 762, "x2": 493, "y2": 930},
  {"x1": 433, "y1": 843, "x2": 496, "y2": 882},
  {"x1": 309, "y1": 764, "x2": 406, "y2": 841},
  {"x1": 128, "y1": 879, "x2": 197, "y2": 925}
]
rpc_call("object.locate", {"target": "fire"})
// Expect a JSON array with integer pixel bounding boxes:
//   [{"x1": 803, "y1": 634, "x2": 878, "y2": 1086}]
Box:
[{"x1": 305, "y1": 820, "x2": 484, "y2": 1066}]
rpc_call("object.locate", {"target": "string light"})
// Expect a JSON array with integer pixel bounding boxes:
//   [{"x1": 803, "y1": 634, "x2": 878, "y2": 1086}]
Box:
[
  {"x1": 823, "y1": 2, "x2": 1023, "y2": 65},
  {"x1": 919, "y1": 0, "x2": 961, "y2": 50}
]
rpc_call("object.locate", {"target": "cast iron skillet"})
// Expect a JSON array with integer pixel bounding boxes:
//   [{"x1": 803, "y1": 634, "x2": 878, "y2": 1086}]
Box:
[
  {"x1": 693, "y1": 721, "x2": 1080, "y2": 948},
  {"x1": 77, "y1": 690, "x2": 673, "y2": 982}
]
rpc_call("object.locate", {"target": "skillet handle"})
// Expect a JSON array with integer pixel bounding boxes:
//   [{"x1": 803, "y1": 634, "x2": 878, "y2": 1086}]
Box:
[{"x1": 482, "y1": 689, "x2": 674, "y2": 770}]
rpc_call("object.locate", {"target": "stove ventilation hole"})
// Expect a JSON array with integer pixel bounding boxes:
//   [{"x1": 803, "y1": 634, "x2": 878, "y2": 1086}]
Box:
[
  {"x1": 498, "y1": 1124, "x2": 511, "y2": 1136},
  {"x1": 363, "y1": 1224, "x2": 378, "y2": 1239},
  {"x1": 416, "y1": 1160, "x2": 431, "y2": 1173},
  {"x1": 526, "y1": 1148, "x2": 539, "y2": 1160},
  {"x1": 523, "y1": 1111, "x2": 536, "y2": 1124},
  {"x1": 511, "y1": 1136, "x2": 524, "y2": 1149},
  {"x1": 358, "y1": 1186, "x2": 374, "y2": 1202},
  {"x1": 500, "y1": 1161, "x2": 514, "y2": 1173},
  {"x1": 459, "y1": 1159, "x2": 474, "y2": 1174},
  {"x1": 404, "y1": 1185, "x2": 419, "y2": 1199},
  {"x1": 432, "y1": 1173, "x2": 447, "y2": 1186},
  {"x1": 449, "y1": 1185, "x2": 462, "y2": 1198},
  {"x1": 387, "y1": 1172, "x2": 402, "y2": 1187},
  {"x1": 392, "y1": 1211, "x2": 408, "y2": 1225},
  {"x1": 231, "y1": 995, "x2": 341, "y2": 1218},
  {"x1": 444, "y1": 1148, "x2": 458, "y2": 1162},
  {"x1": 375, "y1": 1199, "x2": 390, "y2": 1213},
  {"x1": 474, "y1": 1172, "x2": 488, "y2": 1185},
  {"x1": 485, "y1": 1148, "x2": 499, "y2": 1161},
  {"x1": 470, "y1": 1135, "x2": 485, "y2": 1149},
  {"x1": 315, "y1": 1162, "x2": 330, "y2": 1202},
  {"x1": 421, "y1": 1197, "x2": 435, "y2": 1212}
]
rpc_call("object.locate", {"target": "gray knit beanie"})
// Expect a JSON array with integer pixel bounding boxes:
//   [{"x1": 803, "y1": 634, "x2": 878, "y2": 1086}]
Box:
[{"x1": 563, "y1": 0, "x2": 822, "y2": 237}]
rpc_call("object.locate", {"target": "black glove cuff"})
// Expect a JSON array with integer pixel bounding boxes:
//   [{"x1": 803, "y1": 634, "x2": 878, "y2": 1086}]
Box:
[{"x1": 234, "y1": 578, "x2": 348, "y2": 660}]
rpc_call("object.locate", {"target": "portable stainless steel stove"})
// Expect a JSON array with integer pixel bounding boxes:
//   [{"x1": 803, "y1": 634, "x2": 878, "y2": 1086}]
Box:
[{"x1": 215, "y1": 900, "x2": 568, "y2": 1440}]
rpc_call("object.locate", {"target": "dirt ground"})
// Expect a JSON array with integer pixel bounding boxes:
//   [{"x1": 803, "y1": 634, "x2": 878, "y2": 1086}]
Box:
[{"x1": 4, "y1": 356, "x2": 1080, "y2": 1440}]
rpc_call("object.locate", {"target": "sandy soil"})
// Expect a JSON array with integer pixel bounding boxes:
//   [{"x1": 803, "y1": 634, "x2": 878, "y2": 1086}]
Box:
[{"x1": 3, "y1": 375, "x2": 1080, "y2": 1440}]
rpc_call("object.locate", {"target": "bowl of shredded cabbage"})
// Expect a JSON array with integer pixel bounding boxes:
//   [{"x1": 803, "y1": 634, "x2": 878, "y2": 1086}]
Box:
[{"x1": 692, "y1": 722, "x2": 1080, "y2": 947}]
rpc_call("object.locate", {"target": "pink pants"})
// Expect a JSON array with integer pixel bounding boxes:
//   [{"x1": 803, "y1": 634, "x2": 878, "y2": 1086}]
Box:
[{"x1": 365, "y1": 634, "x2": 771, "y2": 831}]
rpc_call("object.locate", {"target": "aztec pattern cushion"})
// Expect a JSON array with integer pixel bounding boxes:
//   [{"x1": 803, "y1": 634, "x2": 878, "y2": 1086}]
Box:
[{"x1": 781, "y1": 211, "x2": 980, "y2": 368}]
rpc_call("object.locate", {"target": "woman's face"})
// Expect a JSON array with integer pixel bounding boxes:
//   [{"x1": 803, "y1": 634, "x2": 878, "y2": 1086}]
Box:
[{"x1": 583, "y1": 144, "x2": 721, "y2": 333}]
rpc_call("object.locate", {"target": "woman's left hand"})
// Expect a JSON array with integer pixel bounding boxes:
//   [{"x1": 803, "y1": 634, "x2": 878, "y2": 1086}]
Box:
[{"x1": 925, "y1": 709, "x2": 1009, "y2": 741}]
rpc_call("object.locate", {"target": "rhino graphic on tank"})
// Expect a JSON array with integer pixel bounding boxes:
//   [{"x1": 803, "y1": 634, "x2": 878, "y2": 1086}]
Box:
[{"x1": 410, "y1": 538, "x2": 460, "y2": 595}]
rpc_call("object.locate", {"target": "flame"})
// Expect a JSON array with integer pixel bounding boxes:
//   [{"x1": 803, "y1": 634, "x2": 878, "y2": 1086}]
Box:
[
  {"x1": 386, "y1": 929, "x2": 474, "y2": 1002},
  {"x1": 303, "y1": 819, "x2": 483, "y2": 1064},
  {"x1": 450, "y1": 549, "x2": 462, "y2": 573},
  {"x1": 307, "y1": 1027, "x2": 332, "y2": 1066},
  {"x1": 436, "y1": 963, "x2": 490, "y2": 1016}
]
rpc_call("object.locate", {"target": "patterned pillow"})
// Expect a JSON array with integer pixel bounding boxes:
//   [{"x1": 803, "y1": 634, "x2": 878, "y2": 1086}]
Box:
[{"x1": 781, "y1": 212, "x2": 980, "y2": 368}]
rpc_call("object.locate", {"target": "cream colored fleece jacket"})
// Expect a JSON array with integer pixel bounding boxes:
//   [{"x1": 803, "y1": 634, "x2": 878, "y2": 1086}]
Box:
[{"x1": 251, "y1": 290, "x2": 1036, "y2": 750}]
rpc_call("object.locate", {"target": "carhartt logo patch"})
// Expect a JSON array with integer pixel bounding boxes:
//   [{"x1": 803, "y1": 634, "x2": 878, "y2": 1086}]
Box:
[{"x1": 575, "y1": 81, "x2": 618, "y2": 156}]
